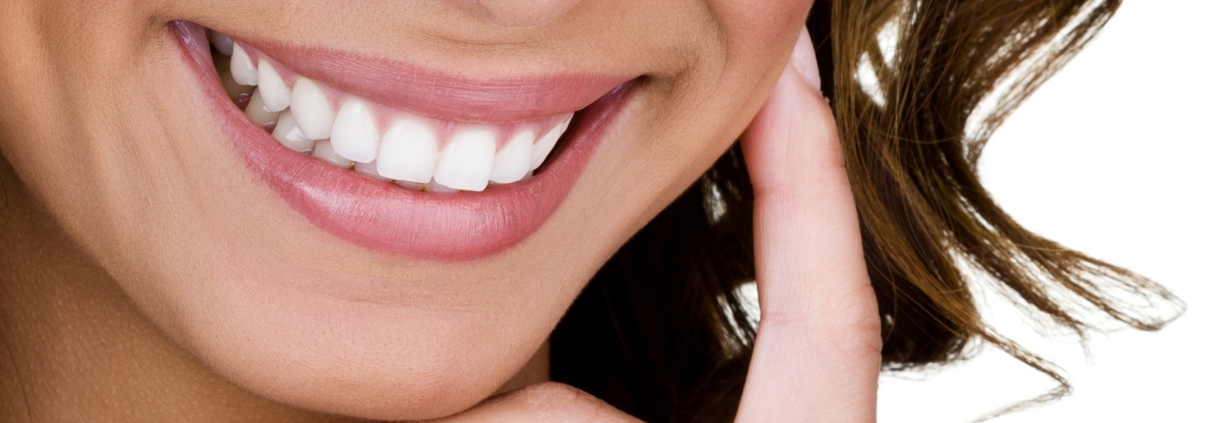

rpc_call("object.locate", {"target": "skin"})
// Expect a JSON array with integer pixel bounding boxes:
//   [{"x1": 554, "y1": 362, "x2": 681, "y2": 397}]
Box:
[{"x1": 0, "y1": 0, "x2": 880, "y2": 421}]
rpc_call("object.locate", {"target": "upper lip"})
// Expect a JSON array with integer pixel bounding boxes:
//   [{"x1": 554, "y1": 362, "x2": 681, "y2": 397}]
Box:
[{"x1": 236, "y1": 38, "x2": 635, "y2": 123}]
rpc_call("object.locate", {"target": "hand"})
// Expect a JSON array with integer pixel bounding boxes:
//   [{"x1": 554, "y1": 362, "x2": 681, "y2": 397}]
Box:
[{"x1": 433, "y1": 28, "x2": 882, "y2": 423}]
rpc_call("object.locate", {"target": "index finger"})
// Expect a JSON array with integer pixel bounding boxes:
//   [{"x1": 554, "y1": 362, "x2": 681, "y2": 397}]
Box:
[{"x1": 734, "y1": 28, "x2": 882, "y2": 423}]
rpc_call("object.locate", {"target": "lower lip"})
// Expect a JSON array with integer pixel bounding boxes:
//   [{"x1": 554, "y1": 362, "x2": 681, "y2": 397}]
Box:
[{"x1": 171, "y1": 22, "x2": 634, "y2": 261}]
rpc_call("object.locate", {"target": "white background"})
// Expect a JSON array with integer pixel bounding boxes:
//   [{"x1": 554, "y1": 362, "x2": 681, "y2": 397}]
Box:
[{"x1": 877, "y1": 1, "x2": 1209, "y2": 422}]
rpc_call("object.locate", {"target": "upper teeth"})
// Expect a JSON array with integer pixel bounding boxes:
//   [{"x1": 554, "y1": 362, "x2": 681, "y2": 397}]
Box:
[
  {"x1": 257, "y1": 60, "x2": 291, "y2": 112},
  {"x1": 214, "y1": 35, "x2": 574, "y2": 192},
  {"x1": 229, "y1": 43, "x2": 258, "y2": 86}
]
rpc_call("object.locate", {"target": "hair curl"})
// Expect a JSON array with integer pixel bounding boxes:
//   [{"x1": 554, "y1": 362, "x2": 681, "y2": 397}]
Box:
[{"x1": 550, "y1": 0, "x2": 1183, "y2": 421}]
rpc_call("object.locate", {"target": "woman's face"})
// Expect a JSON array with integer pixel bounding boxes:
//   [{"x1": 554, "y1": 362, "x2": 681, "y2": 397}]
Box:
[{"x1": 0, "y1": 0, "x2": 809, "y2": 419}]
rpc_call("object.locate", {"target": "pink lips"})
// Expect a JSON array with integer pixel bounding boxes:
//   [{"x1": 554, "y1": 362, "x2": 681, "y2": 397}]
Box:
[
  {"x1": 250, "y1": 41, "x2": 628, "y2": 123},
  {"x1": 171, "y1": 21, "x2": 635, "y2": 260}
]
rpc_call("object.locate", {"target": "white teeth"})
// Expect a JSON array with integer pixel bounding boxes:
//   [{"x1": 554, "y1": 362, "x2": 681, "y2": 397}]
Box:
[
  {"x1": 209, "y1": 31, "x2": 234, "y2": 56},
  {"x1": 271, "y1": 110, "x2": 315, "y2": 153},
  {"x1": 530, "y1": 117, "x2": 571, "y2": 171},
  {"x1": 230, "y1": 43, "x2": 258, "y2": 86},
  {"x1": 353, "y1": 161, "x2": 390, "y2": 182},
  {"x1": 243, "y1": 90, "x2": 280, "y2": 128},
  {"x1": 377, "y1": 117, "x2": 439, "y2": 184},
  {"x1": 215, "y1": 41, "x2": 580, "y2": 191},
  {"x1": 312, "y1": 139, "x2": 353, "y2": 169},
  {"x1": 433, "y1": 127, "x2": 497, "y2": 192},
  {"x1": 257, "y1": 60, "x2": 291, "y2": 112},
  {"x1": 329, "y1": 98, "x2": 380, "y2": 163},
  {"x1": 290, "y1": 78, "x2": 334, "y2": 140},
  {"x1": 489, "y1": 129, "x2": 535, "y2": 184}
]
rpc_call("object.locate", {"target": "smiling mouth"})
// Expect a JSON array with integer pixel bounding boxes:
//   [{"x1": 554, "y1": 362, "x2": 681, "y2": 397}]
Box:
[
  {"x1": 171, "y1": 21, "x2": 637, "y2": 260},
  {"x1": 210, "y1": 30, "x2": 577, "y2": 192}
]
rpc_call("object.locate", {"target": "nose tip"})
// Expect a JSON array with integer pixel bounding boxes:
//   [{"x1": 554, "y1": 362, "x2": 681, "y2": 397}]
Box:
[{"x1": 458, "y1": 0, "x2": 582, "y2": 28}]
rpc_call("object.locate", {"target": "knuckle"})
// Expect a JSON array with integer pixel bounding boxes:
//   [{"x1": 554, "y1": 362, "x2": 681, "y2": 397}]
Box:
[{"x1": 760, "y1": 284, "x2": 883, "y2": 356}]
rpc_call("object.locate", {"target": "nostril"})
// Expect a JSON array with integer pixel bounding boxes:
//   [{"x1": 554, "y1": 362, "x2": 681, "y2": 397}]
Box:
[{"x1": 456, "y1": 0, "x2": 582, "y2": 28}]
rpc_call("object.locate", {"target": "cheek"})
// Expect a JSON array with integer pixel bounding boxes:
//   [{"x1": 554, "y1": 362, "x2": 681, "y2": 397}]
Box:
[
  {"x1": 0, "y1": 0, "x2": 168, "y2": 240},
  {"x1": 633, "y1": 0, "x2": 810, "y2": 177},
  {"x1": 714, "y1": 0, "x2": 813, "y2": 33},
  {"x1": 710, "y1": 0, "x2": 813, "y2": 92},
  {"x1": 575, "y1": 0, "x2": 812, "y2": 227}
]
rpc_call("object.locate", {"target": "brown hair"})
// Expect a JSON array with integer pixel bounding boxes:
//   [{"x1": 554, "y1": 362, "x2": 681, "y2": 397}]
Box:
[{"x1": 550, "y1": 0, "x2": 1184, "y2": 421}]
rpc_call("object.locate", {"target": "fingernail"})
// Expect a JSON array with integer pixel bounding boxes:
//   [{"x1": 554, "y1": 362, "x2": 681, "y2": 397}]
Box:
[{"x1": 790, "y1": 27, "x2": 822, "y2": 91}]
